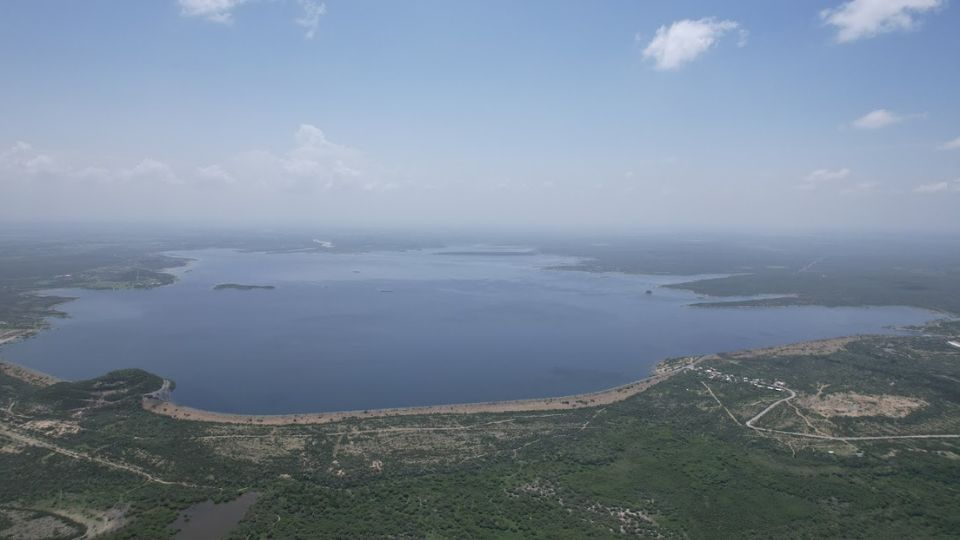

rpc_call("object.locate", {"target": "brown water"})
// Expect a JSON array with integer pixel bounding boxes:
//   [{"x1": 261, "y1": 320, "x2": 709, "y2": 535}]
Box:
[{"x1": 170, "y1": 492, "x2": 258, "y2": 540}]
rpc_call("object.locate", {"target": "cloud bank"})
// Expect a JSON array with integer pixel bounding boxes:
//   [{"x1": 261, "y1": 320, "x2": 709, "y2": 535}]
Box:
[{"x1": 0, "y1": 125, "x2": 374, "y2": 193}]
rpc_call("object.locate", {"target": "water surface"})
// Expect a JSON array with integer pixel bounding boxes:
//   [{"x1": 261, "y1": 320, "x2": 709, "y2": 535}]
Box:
[
  {"x1": 170, "y1": 492, "x2": 258, "y2": 540},
  {"x1": 1, "y1": 248, "x2": 937, "y2": 414}
]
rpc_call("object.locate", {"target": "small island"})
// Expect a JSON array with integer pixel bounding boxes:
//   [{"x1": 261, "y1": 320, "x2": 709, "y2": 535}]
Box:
[{"x1": 213, "y1": 283, "x2": 276, "y2": 291}]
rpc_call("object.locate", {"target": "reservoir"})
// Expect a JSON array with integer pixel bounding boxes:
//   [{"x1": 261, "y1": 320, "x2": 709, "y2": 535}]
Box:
[{"x1": 0, "y1": 248, "x2": 939, "y2": 414}]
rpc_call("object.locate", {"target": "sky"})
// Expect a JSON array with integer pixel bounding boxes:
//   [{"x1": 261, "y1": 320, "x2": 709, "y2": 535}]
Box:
[{"x1": 1, "y1": 0, "x2": 958, "y2": 231}]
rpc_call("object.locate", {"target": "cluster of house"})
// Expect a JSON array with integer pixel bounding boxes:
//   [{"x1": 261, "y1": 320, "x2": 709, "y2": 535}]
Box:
[{"x1": 692, "y1": 365, "x2": 788, "y2": 393}]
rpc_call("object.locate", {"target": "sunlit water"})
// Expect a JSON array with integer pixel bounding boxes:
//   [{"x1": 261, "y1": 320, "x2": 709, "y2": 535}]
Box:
[{"x1": 1, "y1": 248, "x2": 939, "y2": 414}]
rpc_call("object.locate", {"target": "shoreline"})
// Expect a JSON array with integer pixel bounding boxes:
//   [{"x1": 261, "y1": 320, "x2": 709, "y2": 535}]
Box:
[
  {"x1": 0, "y1": 358, "x2": 62, "y2": 387},
  {"x1": 141, "y1": 358, "x2": 701, "y2": 425},
  {"x1": 140, "y1": 335, "x2": 857, "y2": 425},
  {"x1": 5, "y1": 335, "x2": 867, "y2": 426},
  {"x1": 0, "y1": 328, "x2": 42, "y2": 349}
]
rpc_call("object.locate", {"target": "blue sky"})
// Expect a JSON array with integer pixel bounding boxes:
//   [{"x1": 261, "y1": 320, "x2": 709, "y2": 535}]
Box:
[{"x1": 1, "y1": 0, "x2": 958, "y2": 230}]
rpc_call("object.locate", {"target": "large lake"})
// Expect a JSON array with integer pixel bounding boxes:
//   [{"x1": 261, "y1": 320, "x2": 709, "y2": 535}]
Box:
[{"x1": 1, "y1": 248, "x2": 939, "y2": 414}]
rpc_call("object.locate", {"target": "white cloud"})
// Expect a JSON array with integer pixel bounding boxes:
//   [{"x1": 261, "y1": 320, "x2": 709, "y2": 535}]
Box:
[
  {"x1": 805, "y1": 168, "x2": 851, "y2": 183},
  {"x1": 640, "y1": 18, "x2": 742, "y2": 70},
  {"x1": 0, "y1": 125, "x2": 375, "y2": 194},
  {"x1": 938, "y1": 136, "x2": 960, "y2": 150},
  {"x1": 225, "y1": 124, "x2": 380, "y2": 193},
  {"x1": 821, "y1": 0, "x2": 944, "y2": 43},
  {"x1": 914, "y1": 179, "x2": 960, "y2": 193},
  {"x1": 196, "y1": 164, "x2": 236, "y2": 185},
  {"x1": 282, "y1": 124, "x2": 362, "y2": 181},
  {"x1": 841, "y1": 181, "x2": 880, "y2": 193},
  {"x1": 120, "y1": 159, "x2": 182, "y2": 185},
  {"x1": 914, "y1": 181, "x2": 948, "y2": 193},
  {"x1": 179, "y1": 0, "x2": 324, "y2": 37},
  {"x1": 0, "y1": 142, "x2": 191, "y2": 187},
  {"x1": 0, "y1": 142, "x2": 60, "y2": 176},
  {"x1": 178, "y1": 0, "x2": 248, "y2": 24},
  {"x1": 796, "y1": 168, "x2": 852, "y2": 191},
  {"x1": 736, "y1": 29, "x2": 750, "y2": 48},
  {"x1": 850, "y1": 108, "x2": 923, "y2": 129},
  {"x1": 72, "y1": 166, "x2": 113, "y2": 182},
  {"x1": 296, "y1": 0, "x2": 326, "y2": 39}
]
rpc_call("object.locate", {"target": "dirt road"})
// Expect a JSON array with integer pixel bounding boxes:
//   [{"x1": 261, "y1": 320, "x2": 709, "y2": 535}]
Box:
[
  {"x1": 741, "y1": 387, "x2": 960, "y2": 442},
  {"x1": 0, "y1": 422, "x2": 196, "y2": 486}
]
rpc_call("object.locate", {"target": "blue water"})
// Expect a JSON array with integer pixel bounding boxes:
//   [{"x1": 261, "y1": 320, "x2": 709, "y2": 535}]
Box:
[{"x1": 1, "y1": 248, "x2": 938, "y2": 414}]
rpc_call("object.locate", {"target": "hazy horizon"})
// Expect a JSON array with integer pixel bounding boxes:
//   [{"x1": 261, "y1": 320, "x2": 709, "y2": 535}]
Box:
[{"x1": 2, "y1": 1, "x2": 959, "y2": 231}]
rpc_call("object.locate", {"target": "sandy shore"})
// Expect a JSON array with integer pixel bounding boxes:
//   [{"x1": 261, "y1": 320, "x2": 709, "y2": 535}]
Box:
[
  {"x1": 141, "y1": 356, "x2": 707, "y2": 425},
  {"x1": 4, "y1": 335, "x2": 863, "y2": 427},
  {"x1": 141, "y1": 337, "x2": 860, "y2": 426}
]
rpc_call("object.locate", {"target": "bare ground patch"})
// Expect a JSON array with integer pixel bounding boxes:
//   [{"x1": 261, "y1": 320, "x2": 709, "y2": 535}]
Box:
[
  {"x1": 0, "y1": 508, "x2": 83, "y2": 540},
  {"x1": 22, "y1": 419, "x2": 81, "y2": 438},
  {"x1": 796, "y1": 392, "x2": 928, "y2": 418},
  {"x1": 0, "y1": 441, "x2": 25, "y2": 454},
  {"x1": 38, "y1": 505, "x2": 128, "y2": 540},
  {"x1": 0, "y1": 361, "x2": 60, "y2": 387}
]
